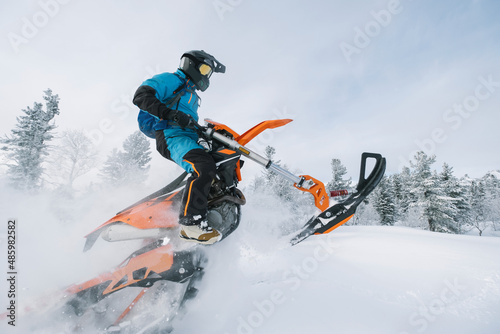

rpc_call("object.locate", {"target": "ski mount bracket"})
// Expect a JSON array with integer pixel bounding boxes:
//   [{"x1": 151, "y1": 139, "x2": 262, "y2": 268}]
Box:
[{"x1": 294, "y1": 174, "x2": 329, "y2": 212}]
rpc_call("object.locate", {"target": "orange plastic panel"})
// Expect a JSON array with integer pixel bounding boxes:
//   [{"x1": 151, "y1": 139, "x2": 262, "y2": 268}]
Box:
[
  {"x1": 315, "y1": 214, "x2": 354, "y2": 235},
  {"x1": 204, "y1": 118, "x2": 293, "y2": 146},
  {"x1": 66, "y1": 244, "x2": 174, "y2": 296},
  {"x1": 294, "y1": 175, "x2": 329, "y2": 212},
  {"x1": 86, "y1": 192, "x2": 180, "y2": 237},
  {"x1": 236, "y1": 119, "x2": 293, "y2": 146}
]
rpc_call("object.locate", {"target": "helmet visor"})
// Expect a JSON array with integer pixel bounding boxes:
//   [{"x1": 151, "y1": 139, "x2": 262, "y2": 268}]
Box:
[
  {"x1": 199, "y1": 63, "x2": 213, "y2": 77},
  {"x1": 180, "y1": 57, "x2": 190, "y2": 69}
]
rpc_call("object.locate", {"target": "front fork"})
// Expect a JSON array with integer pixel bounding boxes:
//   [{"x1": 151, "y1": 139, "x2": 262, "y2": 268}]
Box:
[{"x1": 204, "y1": 128, "x2": 329, "y2": 211}]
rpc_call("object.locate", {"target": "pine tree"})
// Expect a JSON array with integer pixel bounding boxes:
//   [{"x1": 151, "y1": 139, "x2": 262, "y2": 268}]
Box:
[
  {"x1": 260, "y1": 145, "x2": 296, "y2": 203},
  {"x1": 373, "y1": 176, "x2": 396, "y2": 226},
  {"x1": 326, "y1": 158, "x2": 352, "y2": 193},
  {"x1": 409, "y1": 152, "x2": 458, "y2": 233},
  {"x1": 122, "y1": 131, "x2": 152, "y2": 172},
  {"x1": 408, "y1": 151, "x2": 434, "y2": 228},
  {"x1": 1, "y1": 89, "x2": 60, "y2": 190},
  {"x1": 263, "y1": 146, "x2": 278, "y2": 184},
  {"x1": 481, "y1": 171, "x2": 500, "y2": 231},
  {"x1": 100, "y1": 131, "x2": 152, "y2": 187},
  {"x1": 440, "y1": 163, "x2": 470, "y2": 233},
  {"x1": 469, "y1": 180, "x2": 488, "y2": 236},
  {"x1": 100, "y1": 148, "x2": 126, "y2": 186},
  {"x1": 392, "y1": 166, "x2": 413, "y2": 219},
  {"x1": 251, "y1": 146, "x2": 313, "y2": 217}
]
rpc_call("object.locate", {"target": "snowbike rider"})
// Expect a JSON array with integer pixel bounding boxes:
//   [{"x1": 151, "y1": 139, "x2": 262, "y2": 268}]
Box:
[{"x1": 132, "y1": 50, "x2": 226, "y2": 245}]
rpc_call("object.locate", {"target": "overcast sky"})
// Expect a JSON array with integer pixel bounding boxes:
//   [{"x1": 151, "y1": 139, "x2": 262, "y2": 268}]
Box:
[{"x1": 1, "y1": 0, "x2": 499, "y2": 186}]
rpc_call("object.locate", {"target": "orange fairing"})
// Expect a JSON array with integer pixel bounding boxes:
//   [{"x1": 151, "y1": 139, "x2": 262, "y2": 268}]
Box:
[
  {"x1": 294, "y1": 175, "x2": 329, "y2": 212},
  {"x1": 66, "y1": 244, "x2": 174, "y2": 296},
  {"x1": 205, "y1": 118, "x2": 293, "y2": 145},
  {"x1": 86, "y1": 192, "x2": 180, "y2": 238},
  {"x1": 236, "y1": 119, "x2": 293, "y2": 146}
]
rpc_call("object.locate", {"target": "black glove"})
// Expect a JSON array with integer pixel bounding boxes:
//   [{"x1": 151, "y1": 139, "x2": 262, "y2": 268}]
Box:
[{"x1": 171, "y1": 111, "x2": 192, "y2": 129}]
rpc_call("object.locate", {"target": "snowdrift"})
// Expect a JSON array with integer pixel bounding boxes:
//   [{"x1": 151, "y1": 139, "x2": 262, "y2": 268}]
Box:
[
  {"x1": 1, "y1": 188, "x2": 500, "y2": 334},
  {"x1": 179, "y1": 225, "x2": 500, "y2": 334}
]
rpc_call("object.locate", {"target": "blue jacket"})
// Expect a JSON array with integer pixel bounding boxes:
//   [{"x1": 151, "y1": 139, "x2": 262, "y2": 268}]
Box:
[
  {"x1": 140, "y1": 69, "x2": 200, "y2": 139},
  {"x1": 135, "y1": 70, "x2": 205, "y2": 173}
]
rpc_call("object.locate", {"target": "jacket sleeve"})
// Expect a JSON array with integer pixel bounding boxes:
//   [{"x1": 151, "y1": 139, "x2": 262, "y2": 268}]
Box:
[{"x1": 133, "y1": 85, "x2": 173, "y2": 120}]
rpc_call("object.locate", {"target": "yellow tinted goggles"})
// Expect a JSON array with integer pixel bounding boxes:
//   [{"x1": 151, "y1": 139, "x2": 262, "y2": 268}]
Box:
[{"x1": 199, "y1": 63, "x2": 213, "y2": 76}]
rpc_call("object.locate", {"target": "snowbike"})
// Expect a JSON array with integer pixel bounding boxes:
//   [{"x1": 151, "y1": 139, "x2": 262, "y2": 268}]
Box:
[{"x1": 3, "y1": 119, "x2": 385, "y2": 332}]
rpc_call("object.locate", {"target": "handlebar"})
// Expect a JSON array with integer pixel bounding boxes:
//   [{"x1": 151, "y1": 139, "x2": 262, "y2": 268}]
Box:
[{"x1": 187, "y1": 118, "x2": 209, "y2": 138}]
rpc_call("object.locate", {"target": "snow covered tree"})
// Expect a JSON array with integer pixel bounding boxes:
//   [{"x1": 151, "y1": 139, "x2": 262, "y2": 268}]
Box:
[
  {"x1": 469, "y1": 180, "x2": 488, "y2": 236},
  {"x1": 47, "y1": 129, "x2": 98, "y2": 190},
  {"x1": 258, "y1": 145, "x2": 297, "y2": 203},
  {"x1": 100, "y1": 131, "x2": 152, "y2": 187},
  {"x1": 100, "y1": 148, "x2": 125, "y2": 186},
  {"x1": 409, "y1": 152, "x2": 459, "y2": 233},
  {"x1": 439, "y1": 163, "x2": 471, "y2": 233},
  {"x1": 326, "y1": 158, "x2": 352, "y2": 193},
  {"x1": 487, "y1": 172, "x2": 500, "y2": 230},
  {"x1": 264, "y1": 146, "x2": 277, "y2": 176},
  {"x1": 0, "y1": 89, "x2": 60, "y2": 190},
  {"x1": 122, "y1": 131, "x2": 153, "y2": 172},
  {"x1": 373, "y1": 176, "x2": 396, "y2": 226},
  {"x1": 251, "y1": 145, "x2": 314, "y2": 218},
  {"x1": 392, "y1": 166, "x2": 413, "y2": 219},
  {"x1": 408, "y1": 151, "x2": 435, "y2": 229},
  {"x1": 483, "y1": 172, "x2": 500, "y2": 193},
  {"x1": 481, "y1": 171, "x2": 500, "y2": 231}
]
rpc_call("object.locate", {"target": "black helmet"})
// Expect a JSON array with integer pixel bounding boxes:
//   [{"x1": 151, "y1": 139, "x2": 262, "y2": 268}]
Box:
[{"x1": 179, "y1": 50, "x2": 226, "y2": 91}]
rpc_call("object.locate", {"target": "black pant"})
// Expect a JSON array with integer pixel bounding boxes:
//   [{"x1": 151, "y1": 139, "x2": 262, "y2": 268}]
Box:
[{"x1": 179, "y1": 149, "x2": 217, "y2": 218}]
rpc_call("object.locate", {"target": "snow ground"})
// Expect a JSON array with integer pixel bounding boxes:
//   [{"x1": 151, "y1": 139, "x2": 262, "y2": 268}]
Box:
[
  {"x1": 182, "y1": 226, "x2": 500, "y2": 334},
  {"x1": 1, "y1": 189, "x2": 500, "y2": 334}
]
